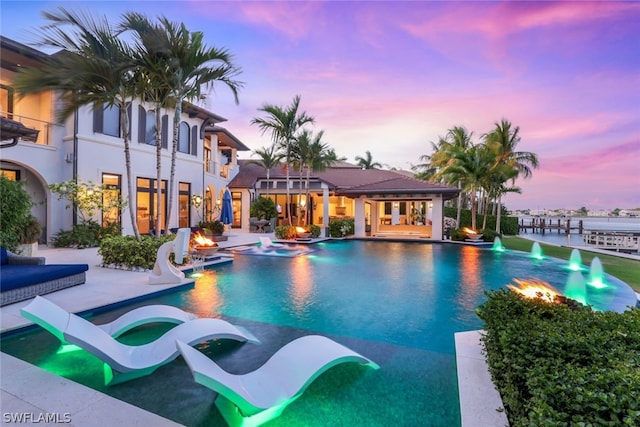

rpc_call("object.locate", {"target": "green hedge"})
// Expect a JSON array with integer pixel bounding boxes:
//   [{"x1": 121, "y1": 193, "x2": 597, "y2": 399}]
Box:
[
  {"x1": 444, "y1": 207, "x2": 518, "y2": 235},
  {"x1": 476, "y1": 289, "x2": 640, "y2": 426},
  {"x1": 99, "y1": 235, "x2": 174, "y2": 270},
  {"x1": 274, "y1": 224, "x2": 322, "y2": 240},
  {"x1": 328, "y1": 218, "x2": 354, "y2": 237}
]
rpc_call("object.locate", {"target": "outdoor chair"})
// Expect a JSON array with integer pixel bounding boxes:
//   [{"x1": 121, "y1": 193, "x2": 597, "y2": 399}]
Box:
[
  {"x1": 176, "y1": 335, "x2": 379, "y2": 426},
  {"x1": 21, "y1": 296, "x2": 259, "y2": 385}
]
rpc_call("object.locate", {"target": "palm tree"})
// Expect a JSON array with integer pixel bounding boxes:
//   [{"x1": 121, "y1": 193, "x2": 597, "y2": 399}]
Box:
[
  {"x1": 355, "y1": 150, "x2": 382, "y2": 169},
  {"x1": 13, "y1": 8, "x2": 142, "y2": 239},
  {"x1": 247, "y1": 144, "x2": 283, "y2": 196},
  {"x1": 484, "y1": 119, "x2": 539, "y2": 181},
  {"x1": 436, "y1": 143, "x2": 495, "y2": 230},
  {"x1": 418, "y1": 126, "x2": 473, "y2": 226},
  {"x1": 121, "y1": 13, "x2": 242, "y2": 233},
  {"x1": 294, "y1": 129, "x2": 334, "y2": 226},
  {"x1": 251, "y1": 95, "x2": 314, "y2": 225}
]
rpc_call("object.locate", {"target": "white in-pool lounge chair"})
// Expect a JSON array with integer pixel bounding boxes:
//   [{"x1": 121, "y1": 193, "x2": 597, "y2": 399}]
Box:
[
  {"x1": 258, "y1": 237, "x2": 298, "y2": 251},
  {"x1": 258, "y1": 236, "x2": 285, "y2": 249},
  {"x1": 176, "y1": 335, "x2": 379, "y2": 426},
  {"x1": 20, "y1": 295, "x2": 197, "y2": 341},
  {"x1": 21, "y1": 296, "x2": 259, "y2": 385}
]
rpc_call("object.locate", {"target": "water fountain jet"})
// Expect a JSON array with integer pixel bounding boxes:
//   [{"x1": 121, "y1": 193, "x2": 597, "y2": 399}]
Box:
[
  {"x1": 568, "y1": 249, "x2": 583, "y2": 271},
  {"x1": 492, "y1": 237, "x2": 505, "y2": 252},
  {"x1": 530, "y1": 242, "x2": 544, "y2": 260},
  {"x1": 588, "y1": 257, "x2": 607, "y2": 289},
  {"x1": 564, "y1": 271, "x2": 587, "y2": 305}
]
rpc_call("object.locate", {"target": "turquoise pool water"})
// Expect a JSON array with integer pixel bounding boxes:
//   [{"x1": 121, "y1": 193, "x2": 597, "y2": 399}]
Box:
[{"x1": 2, "y1": 240, "x2": 636, "y2": 426}]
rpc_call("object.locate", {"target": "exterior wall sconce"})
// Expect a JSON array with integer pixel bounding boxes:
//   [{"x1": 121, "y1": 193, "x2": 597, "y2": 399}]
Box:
[
  {"x1": 191, "y1": 195, "x2": 203, "y2": 209},
  {"x1": 393, "y1": 202, "x2": 399, "y2": 208}
]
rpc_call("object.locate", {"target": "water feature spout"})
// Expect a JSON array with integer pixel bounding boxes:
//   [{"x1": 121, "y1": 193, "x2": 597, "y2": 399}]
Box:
[
  {"x1": 530, "y1": 242, "x2": 544, "y2": 259},
  {"x1": 492, "y1": 237, "x2": 505, "y2": 252},
  {"x1": 568, "y1": 249, "x2": 583, "y2": 271},
  {"x1": 588, "y1": 257, "x2": 607, "y2": 289},
  {"x1": 564, "y1": 271, "x2": 587, "y2": 305}
]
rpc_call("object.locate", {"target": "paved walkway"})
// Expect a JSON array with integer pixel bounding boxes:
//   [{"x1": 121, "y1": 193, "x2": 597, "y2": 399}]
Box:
[{"x1": 1, "y1": 233, "x2": 506, "y2": 426}]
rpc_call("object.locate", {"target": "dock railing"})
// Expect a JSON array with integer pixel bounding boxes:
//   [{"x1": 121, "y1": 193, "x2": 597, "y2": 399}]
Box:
[{"x1": 583, "y1": 230, "x2": 640, "y2": 253}]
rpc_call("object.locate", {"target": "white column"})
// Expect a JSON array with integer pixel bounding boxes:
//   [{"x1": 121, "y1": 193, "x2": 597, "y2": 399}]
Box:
[
  {"x1": 432, "y1": 196, "x2": 443, "y2": 240},
  {"x1": 354, "y1": 197, "x2": 366, "y2": 237},
  {"x1": 322, "y1": 187, "x2": 330, "y2": 237},
  {"x1": 391, "y1": 202, "x2": 400, "y2": 225}
]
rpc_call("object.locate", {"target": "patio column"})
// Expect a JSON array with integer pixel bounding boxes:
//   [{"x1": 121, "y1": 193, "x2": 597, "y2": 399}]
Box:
[
  {"x1": 354, "y1": 197, "x2": 366, "y2": 237},
  {"x1": 432, "y1": 195, "x2": 443, "y2": 240},
  {"x1": 322, "y1": 187, "x2": 330, "y2": 237}
]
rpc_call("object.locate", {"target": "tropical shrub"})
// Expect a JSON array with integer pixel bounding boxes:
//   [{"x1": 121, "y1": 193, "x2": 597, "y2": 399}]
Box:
[
  {"x1": 51, "y1": 220, "x2": 121, "y2": 248},
  {"x1": 274, "y1": 225, "x2": 297, "y2": 240},
  {"x1": 478, "y1": 228, "x2": 500, "y2": 242},
  {"x1": 199, "y1": 220, "x2": 225, "y2": 235},
  {"x1": 444, "y1": 207, "x2": 518, "y2": 235},
  {"x1": 307, "y1": 224, "x2": 321, "y2": 238},
  {"x1": 328, "y1": 218, "x2": 354, "y2": 237},
  {"x1": 477, "y1": 289, "x2": 640, "y2": 426},
  {"x1": 0, "y1": 175, "x2": 37, "y2": 252},
  {"x1": 249, "y1": 197, "x2": 277, "y2": 220},
  {"x1": 99, "y1": 234, "x2": 174, "y2": 270}
]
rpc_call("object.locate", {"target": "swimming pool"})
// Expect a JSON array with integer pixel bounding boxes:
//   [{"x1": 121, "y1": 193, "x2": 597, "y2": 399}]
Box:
[{"x1": 2, "y1": 240, "x2": 636, "y2": 426}]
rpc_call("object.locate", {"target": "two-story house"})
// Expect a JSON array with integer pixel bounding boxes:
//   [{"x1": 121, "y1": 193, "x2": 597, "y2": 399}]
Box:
[{"x1": 1, "y1": 36, "x2": 249, "y2": 243}]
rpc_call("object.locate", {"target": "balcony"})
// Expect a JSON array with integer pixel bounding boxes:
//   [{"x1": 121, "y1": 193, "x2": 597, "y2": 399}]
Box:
[{"x1": 0, "y1": 112, "x2": 52, "y2": 147}]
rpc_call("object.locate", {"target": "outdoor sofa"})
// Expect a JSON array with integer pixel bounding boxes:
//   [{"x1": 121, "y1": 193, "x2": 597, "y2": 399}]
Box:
[{"x1": 0, "y1": 247, "x2": 89, "y2": 306}]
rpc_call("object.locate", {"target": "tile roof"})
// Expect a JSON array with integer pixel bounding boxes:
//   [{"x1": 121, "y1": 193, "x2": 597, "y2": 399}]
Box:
[{"x1": 231, "y1": 160, "x2": 459, "y2": 198}]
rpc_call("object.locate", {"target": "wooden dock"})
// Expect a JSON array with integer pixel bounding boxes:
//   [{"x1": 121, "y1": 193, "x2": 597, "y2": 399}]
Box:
[{"x1": 519, "y1": 218, "x2": 583, "y2": 235}]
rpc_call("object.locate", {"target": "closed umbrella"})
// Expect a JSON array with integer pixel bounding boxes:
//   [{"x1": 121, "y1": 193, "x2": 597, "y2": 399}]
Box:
[{"x1": 220, "y1": 190, "x2": 233, "y2": 234}]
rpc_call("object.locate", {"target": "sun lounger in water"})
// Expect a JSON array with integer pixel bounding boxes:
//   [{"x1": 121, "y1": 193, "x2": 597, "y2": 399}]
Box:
[
  {"x1": 20, "y1": 295, "x2": 197, "y2": 341},
  {"x1": 176, "y1": 335, "x2": 379, "y2": 426},
  {"x1": 258, "y1": 237, "x2": 299, "y2": 251},
  {"x1": 21, "y1": 296, "x2": 259, "y2": 385}
]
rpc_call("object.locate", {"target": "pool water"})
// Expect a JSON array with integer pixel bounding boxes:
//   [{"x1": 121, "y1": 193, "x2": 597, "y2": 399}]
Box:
[{"x1": 2, "y1": 240, "x2": 636, "y2": 426}]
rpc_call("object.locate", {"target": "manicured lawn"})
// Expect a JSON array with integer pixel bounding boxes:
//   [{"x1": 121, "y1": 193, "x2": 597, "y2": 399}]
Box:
[{"x1": 502, "y1": 236, "x2": 640, "y2": 293}]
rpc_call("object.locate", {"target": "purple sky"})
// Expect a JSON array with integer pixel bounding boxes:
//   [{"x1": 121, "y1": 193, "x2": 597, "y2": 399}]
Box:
[{"x1": 2, "y1": 1, "x2": 639, "y2": 211}]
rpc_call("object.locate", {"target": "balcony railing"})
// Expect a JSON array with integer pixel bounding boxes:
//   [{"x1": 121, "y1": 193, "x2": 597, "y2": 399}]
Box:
[{"x1": 1, "y1": 112, "x2": 53, "y2": 146}]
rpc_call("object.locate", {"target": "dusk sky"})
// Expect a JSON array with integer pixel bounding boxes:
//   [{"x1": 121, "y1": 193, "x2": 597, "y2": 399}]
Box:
[{"x1": 2, "y1": 1, "x2": 639, "y2": 211}]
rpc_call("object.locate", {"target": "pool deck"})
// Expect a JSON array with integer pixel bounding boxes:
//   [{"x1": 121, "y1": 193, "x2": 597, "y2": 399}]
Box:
[{"x1": 5, "y1": 232, "x2": 618, "y2": 427}]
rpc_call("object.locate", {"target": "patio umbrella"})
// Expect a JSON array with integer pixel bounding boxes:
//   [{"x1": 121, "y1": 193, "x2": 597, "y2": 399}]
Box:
[{"x1": 220, "y1": 190, "x2": 233, "y2": 233}]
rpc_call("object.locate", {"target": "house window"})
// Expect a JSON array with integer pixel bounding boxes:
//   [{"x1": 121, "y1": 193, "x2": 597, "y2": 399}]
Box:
[
  {"x1": 137, "y1": 106, "x2": 160, "y2": 145},
  {"x1": 232, "y1": 192, "x2": 242, "y2": 228},
  {"x1": 204, "y1": 138, "x2": 212, "y2": 173},
  {"x1": 178, "y1": 182, "x2": 190, "y2": 228},
  {"x1": 102, "y1": 173, "x2": 121, "y2": 228},
  {"x1": 136, "y1": 177, "x2": 166, "y2": 235},
  {"x1": 0, "y1": 84, "x2": 14, "y2": 117},
  {"x1": 178, "y1": 122, "x2": 190, "y2": 153},
  {"x1": 0, "y1": 169, "x2": 20, "y2": 180},
  {"x1": 94, "y1": 103, "x2": 131, "y2": 138}
]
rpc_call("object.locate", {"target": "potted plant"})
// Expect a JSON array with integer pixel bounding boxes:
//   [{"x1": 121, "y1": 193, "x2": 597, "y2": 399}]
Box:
[
  {"x1": 198, "y1": 220, "x2": 227, "y2": 241},
  {"x1": 249, "y1": 197, "x2": 277, "y2": 221},
  {"x1": 19, "y1": 216, "x2": 42, "y2": 256}
]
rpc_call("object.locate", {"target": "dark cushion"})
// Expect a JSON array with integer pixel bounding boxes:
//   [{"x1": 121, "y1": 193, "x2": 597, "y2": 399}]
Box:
[
  {"x1": 0, "y1": 264, "x2": 89, "y2": 292},
  {"x1": 1, "y1": 248, "x2": 7, "y2": 265}
]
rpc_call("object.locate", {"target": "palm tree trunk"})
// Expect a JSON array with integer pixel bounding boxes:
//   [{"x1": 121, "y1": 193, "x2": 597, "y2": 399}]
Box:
[
  {"x1": 456, "y1": 180, "x2": 462, "y2": 227},
  {"x1": 165, "y1": 104, "x2": 181, "y2": 233},
  {"x1": 495, "y1": 196, "x2": 502, "y2": 234},
  {"x1": 120, "y1": 105, "x2": 140, "y2": 240},
  {"x1": 470, "y1": 191, "x2": 477, "y2": 230},
  {"x1": 155, "y1": 108, "x2": 162, "y2": 238},
  {"x1": 285, "y1": 144, "x2": 292, "y2": 226}
]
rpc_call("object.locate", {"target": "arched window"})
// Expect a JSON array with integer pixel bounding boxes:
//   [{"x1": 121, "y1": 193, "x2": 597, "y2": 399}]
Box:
[{"x1": 178, "y1": 121, "x2": 190, "y2": 153}]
